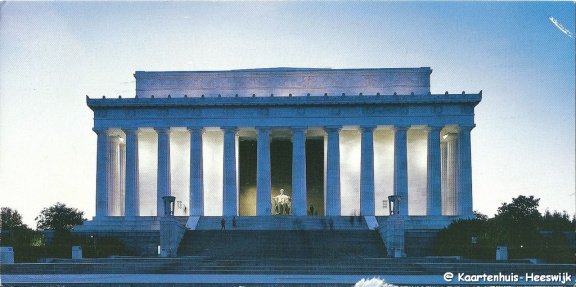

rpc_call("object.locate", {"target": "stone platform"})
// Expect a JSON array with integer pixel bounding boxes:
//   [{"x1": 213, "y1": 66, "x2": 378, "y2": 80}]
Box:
[{"x1": 3, "y1": 257, "x2": 574, "y2": 286}]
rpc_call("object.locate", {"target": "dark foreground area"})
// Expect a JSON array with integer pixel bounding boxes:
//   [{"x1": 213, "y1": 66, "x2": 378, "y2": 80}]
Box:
[{"x1": 2, "y1": 257, "x2": 574, "y2": 286}]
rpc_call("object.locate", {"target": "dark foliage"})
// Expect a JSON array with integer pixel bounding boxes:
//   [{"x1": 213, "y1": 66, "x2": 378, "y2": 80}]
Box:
[
  {"x1": 492, "y1": 195, "x2": 542, "y2": 258},
  {"x1": 541, "y1": 210, "x2": 576, "y2": 232},
  {"x1": 1, "y1": 207, "x2": 28, "y2": 230},
  {"x1": 433, "y1": 218, "x2": 494, "y2": 259},
  {"x1": 35, "y1": 202, "x2": 86, "y2": 231},
  {"x1": 434, "y1": 195, "x2": 575, "y2": 263}
]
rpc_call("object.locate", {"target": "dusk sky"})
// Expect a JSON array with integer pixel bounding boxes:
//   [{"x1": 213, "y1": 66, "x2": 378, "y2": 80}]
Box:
[{"x1": 1, "y1": 2, "x2": 574, "y2": 227}]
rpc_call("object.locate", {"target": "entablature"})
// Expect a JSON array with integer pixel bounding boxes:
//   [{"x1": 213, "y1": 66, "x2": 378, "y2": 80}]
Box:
[{"x1": 88, "y1": 93, "x2": 481, "y2": 130}]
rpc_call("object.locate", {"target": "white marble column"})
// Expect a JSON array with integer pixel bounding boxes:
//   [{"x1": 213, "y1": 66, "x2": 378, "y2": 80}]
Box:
[
  {"x1": 325, "y1": 126, "x2": 341, "y2": 216},
  {"x1": 393, "y1": 126, "x2": 409, "y2": 216},
  {"x1": 222, "y1": 127, "x2": 238, "y2": 216},
  {"x1": 119, "y1": 142, "x2": 126, "y2": 216},
  {"x1": 440, "y1": 140, "x2": 448, "y2": 215},
  {"x1": 188, "y1": 127, "x2": 204, "y2": 216},
  {"x1": 291, "y1": 127, "x2": 307, "y2": 216},
  {"x1": 446, "y1": 133, "x2": 459, "y2": 215},
  {"x1": 107, "y1": 136, "x2": 121, "y2": 215},
  {"x1": 123, "y1": 128, "x2": 140, "y2": 217},
  {"x1": 426, "y1": 126, "x2": 442, "y2": 216},
  {"x1": 457, "y1": 125, "x2": 474, "y2": 217},
  {"x1": 155, "y1": 127, "x2": 171, "y2": 216},
  {"x1": 256, "y1": 127, "x2": 272, "y2": 216},
  {"x1": 360, "y1": 126, "x2": 376, "y2": 216},
  {"x1": 94, "y1": 128, "x2": 109, "y2": 218}
]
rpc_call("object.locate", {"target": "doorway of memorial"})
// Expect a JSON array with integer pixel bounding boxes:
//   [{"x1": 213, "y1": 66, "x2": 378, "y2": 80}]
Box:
[
  {"x1": 237, "y1": 136, "x2": 324, "y2": 216},
  {"x1": 270, "y1": 139, "x2": 292, "y2": 215}
]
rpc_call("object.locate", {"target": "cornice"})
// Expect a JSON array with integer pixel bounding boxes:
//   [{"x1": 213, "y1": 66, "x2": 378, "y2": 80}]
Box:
[{"x1": 86, "y1": 93, "x2": 482, "y2": 110}]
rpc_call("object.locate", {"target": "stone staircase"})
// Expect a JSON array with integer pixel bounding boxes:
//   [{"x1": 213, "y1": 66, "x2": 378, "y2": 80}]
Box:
[
  {"x1": 177, "y1": 216, "x2": 385, "y2": 259},
  {"x1": 195, "y1": 216, "x2": 369, "y2": 230},
  {"x1": 177, "y1": 229, "x2": 387, "y2": 259}
]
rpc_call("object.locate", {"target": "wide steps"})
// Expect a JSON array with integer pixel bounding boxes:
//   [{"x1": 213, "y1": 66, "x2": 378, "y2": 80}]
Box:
[
  {"x1": 195, "y1": 216, "x2": 370, "y2": 230},
  {"x1": 177, "y1": 229, "x2": 386, "y2": 259}
]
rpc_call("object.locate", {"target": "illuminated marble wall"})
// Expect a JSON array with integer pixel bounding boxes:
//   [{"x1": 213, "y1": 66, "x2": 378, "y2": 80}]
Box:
[
  {"x1": 170, "y1": 130, "x2": 190, "y2": 216},
  {"x1": 407, "y1": 128, "x2": 428, "y2": 215},
  {"x1": 374, "y1": 128, "x2": 394, "y2": 216},
  {"x1": 138, "y1": 130, "x2": 158, "y2": 216},
  {"x1": 339, "y1": 129, "x2": 361, "y2": 216},
  {"x1": 202, "y1": 129, "x2": 224, "y2": 216}
]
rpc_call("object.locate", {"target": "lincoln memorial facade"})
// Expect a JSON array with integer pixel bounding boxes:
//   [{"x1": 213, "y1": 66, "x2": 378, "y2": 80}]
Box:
[{"x1": 85, "y1": 68, "x2": 480, "y2": 221}]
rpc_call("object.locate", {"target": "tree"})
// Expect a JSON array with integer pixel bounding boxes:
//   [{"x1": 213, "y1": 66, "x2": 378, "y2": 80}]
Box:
[
  {"x1": 433, "y1": 218, "x2": 493, "y2": 259},
  {"x1": 473, "y1": 210, "x2": 489, "y2": 221},
  {"x1": 35, "y1": 203, "x2": 86, "y2": 231},
  {"x1": 493, "y1": 195, "x2": 542, "y2": 258},
  {"x1": 1, "y1": 207, "x2": 28, "y2": 230},
  {"x1": 496, "y1": 195, "x2": 541, "y2": 225},
  {"x1": 540, "y1": 210, "x2": 576, "y2": 232}
]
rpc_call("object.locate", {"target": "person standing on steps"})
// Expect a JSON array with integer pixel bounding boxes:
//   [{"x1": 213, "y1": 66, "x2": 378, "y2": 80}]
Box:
[
  {"x1": 232, "y1": 216, "x2": 237, "y2": 228},
  {"x1": 220, "y1": 217, "x2": 226, "y2": 230}
]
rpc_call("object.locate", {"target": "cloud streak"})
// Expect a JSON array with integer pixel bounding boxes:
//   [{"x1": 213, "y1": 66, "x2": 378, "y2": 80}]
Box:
[{"x1": 549, "y1": 16, "x2": 575, "y2": 39}]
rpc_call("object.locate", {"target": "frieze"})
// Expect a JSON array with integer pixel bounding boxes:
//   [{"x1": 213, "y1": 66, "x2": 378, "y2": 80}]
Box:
[
  {"x1": 329, "y1": 108, "x2": 341, "y2": 116},
  {"x1": 382, "y1": 106, "x2": 397, "y2": 114},
  {"x1": 125, "y1": 110, "x2": 136, "y2": 117},
  {"x1": 158, "y1": 108, "x2": 169, "y2": 117},
  {"x1": 95, "y1": 109, "x2": 108, "y2": 118},
  {"x1": 225, "y1": 108, "x2": 236, "y2": 116},
  {"x1": 460, "y1": 106, "x2": 474, "y2": 114},
  {"x1": 399, "y1": 106, "x2": 409, "y2": 115},
  {"x1": 257, "y1": 108, "x2": 269, "y2": 116},
  {"x1": 190, "y1": 108, "x2": 201, "y2": 117},
  {"x1": 433, "y1": 105, "x2": 443, "y2": 115},
  {"x1": 363, "y1": 106, "x2": 375, "y2": 115},
  {"x1": 296, "y1": 107, "x2": 305, "y2": 116}
]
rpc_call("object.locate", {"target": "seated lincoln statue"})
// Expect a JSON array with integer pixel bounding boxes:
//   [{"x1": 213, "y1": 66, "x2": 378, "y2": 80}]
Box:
[{"x1": 272, "y1": 189, "x2": 291, "y2": 215}]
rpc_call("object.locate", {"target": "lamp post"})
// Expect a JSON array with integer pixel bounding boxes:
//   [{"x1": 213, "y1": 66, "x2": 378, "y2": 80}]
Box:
[
  {"x1": 162, "y1": 196, "x2": 176, "y2": 216},
  {"x1": 388, "y1": 195, "x2": 402, "y2": 215}
]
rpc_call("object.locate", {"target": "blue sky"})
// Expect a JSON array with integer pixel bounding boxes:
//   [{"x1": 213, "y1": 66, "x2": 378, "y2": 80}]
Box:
[{"x1": 0, "y1": 2, "x2": 574, "y2": 227}]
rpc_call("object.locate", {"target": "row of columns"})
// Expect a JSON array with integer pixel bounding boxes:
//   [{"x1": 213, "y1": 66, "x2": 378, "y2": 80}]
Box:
[{"x1": 94, "y1": 125, "x2": 474, "y2": 218}]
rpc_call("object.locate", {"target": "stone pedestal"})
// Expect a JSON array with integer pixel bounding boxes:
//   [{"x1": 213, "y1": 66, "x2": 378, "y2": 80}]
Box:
[
  {"x1": 385, "y1": 215, "x2": 406, "y2": 258},
  {"x1": 159, "y1": 217, "x2": 186, "y2": 257},
  {"x1": 72, "y1": 246, "x2": 83, "y2": 259},
  {"x1": 1, "y1": 247, "x2": 14, "y2": 264},
  {"x1": 496, "y1": 245, "x2": 508, "y2": 261}
]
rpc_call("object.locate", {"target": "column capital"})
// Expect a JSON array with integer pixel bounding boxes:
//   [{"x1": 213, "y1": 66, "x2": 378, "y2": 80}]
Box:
[
  {"x1": 108, "y1": 135, "x2": 124, "y2": 144},
  {"x1": 393, "y1": 125, "x2": 410, "y2": 132},
  {"x1": 425, "y1": 125, "x2": 444, "y2": 132},
  {"x1": 443, "y1": 132, "x2": 458, "y2": 141},
  {"x1": 457, "y1": 124, "x2": 476, "y2": 132},
  {"x1": 324, "y1": 126, "x2": 342, "y2": 133},
  {"x1": 186, "y1": 126, "x2": 205, "y2": 133},
  {"x1": 154, "y1": 127, "x2": 171, "y2": 134},
  {"x1": 291, "y1": 126, "x2": 308, "y2": 133},
  {"x1": 360, "y1": 126, "x2": 376, "y2": 132},
  {"x1": 256, "y1": 126, "x2": 272, "y2": 132},
  {"x1": 221, "y1": 126, "x2": 238, "y2": 133},
  {"x1": 122, "y1": 128, "x2": 140, "y2": 135},
  {"x1": 92, "y1": 127, "x2": 108, "y2": 135}
]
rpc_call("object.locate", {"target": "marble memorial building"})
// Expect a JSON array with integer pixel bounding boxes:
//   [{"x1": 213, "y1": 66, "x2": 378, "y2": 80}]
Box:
[{"x1": 82, "y1": 68, "x2": 481, "y2": 251}]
